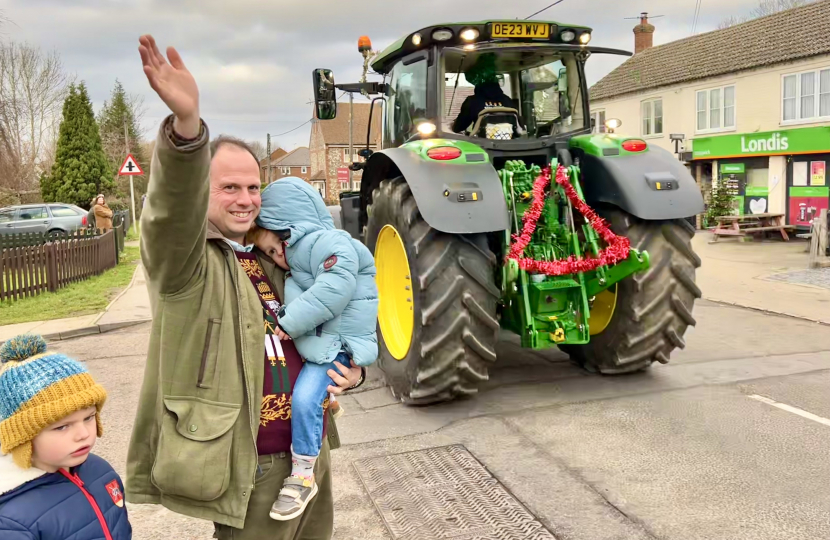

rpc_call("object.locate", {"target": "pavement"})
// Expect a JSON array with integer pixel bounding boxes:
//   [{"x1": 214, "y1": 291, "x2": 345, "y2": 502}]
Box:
[
  {"x1": 0, "y1": 240, "x2": 150, "y2": 343},
  {"x1": 37, "y1": 229, "x2": 830, "y2": 540},
  {"x1": 695, "y1": 231, "x2": 830, "y2": 324}
]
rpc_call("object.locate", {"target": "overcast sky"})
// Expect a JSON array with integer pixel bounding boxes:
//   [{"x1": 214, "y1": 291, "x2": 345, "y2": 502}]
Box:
[{"x1": 1, "y1": 0, "x2": 766, "y2": 153}]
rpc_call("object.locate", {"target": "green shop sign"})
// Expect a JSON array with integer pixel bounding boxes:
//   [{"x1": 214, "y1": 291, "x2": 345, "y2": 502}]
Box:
[
  {"x1": 720, "y1": 163, "x2": 745, "y2": 173},
  {"x1": 692, "y1": 126, "x2": 830, "y2": 159}
]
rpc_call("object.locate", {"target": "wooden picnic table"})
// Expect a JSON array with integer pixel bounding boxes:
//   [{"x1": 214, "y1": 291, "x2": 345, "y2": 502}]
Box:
[{"x1": 712, "y1": 213, "x2": 795, "y2": 242}]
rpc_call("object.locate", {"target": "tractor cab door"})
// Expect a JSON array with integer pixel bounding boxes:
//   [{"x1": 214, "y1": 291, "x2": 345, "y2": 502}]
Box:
[{"x1": 382, "y1": 53, "x2": 429, "y2": 148}]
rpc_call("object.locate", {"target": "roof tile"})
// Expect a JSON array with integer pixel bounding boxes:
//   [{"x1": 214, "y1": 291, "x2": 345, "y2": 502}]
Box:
[{"x1": 591, "y1": 1, "x2": 830, "y2": 101}]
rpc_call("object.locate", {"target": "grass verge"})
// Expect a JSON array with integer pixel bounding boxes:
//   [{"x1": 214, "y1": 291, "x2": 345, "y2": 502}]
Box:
[{"x1": 0, "y1": 247, "x2": 141, "y2": 325}]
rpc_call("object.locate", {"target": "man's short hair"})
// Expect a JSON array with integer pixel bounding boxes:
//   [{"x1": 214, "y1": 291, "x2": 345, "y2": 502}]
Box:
[{"x1": 210, "y1": 135, "x2": 260, "y2": 165}]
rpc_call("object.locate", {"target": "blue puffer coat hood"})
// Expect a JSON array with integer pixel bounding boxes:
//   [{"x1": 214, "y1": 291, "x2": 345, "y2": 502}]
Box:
[
  {"x1": 0, "y1": 453, "x2": 132, "y2": 539},
  {"x1": 257, "y1": 178, "x2": 378, "y2": 367},
  {"x1": 257, "y1": 177, "x2": 335, "y2": 247}
]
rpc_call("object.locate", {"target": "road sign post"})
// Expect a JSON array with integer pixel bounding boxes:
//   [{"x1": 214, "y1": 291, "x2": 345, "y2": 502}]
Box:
[{"x1": 119, "y1": 153, "x2": 144, "y2": 236}]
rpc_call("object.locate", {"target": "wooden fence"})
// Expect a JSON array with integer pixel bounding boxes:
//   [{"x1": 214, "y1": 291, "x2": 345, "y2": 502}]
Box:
[{"x1": 0, "y1": 226, "x2": 121, "y2": 302}]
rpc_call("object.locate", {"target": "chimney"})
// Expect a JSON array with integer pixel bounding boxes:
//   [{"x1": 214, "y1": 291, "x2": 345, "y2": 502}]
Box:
[{"x1": 633, "y1": 12, "x2": 655, "y2": 54}]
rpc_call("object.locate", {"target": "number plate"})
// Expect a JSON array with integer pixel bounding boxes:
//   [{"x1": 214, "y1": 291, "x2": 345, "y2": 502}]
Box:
[{"x1": 491, "y1": 22, "x2": 551, "y2": 39}]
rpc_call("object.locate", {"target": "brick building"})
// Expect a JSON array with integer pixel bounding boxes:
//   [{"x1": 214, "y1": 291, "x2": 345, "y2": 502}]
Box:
[
  {"x1": 309, "y1": 102, "x2": 382, "y2": 204},
  {"x1": 259, "y1": 147, "x2": 288, "y2": 183},
  {"x1": 261, "y1": 147, "x2": 310, "y2": 185}
]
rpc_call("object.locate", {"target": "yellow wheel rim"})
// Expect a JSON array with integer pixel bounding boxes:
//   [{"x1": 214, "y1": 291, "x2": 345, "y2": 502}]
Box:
[
  {"x1": 589, "y1": 284, "x2": 617, "y2": 336},
  {"x1": 375, "y1": 225, "x2": 414, "y2": 360}
]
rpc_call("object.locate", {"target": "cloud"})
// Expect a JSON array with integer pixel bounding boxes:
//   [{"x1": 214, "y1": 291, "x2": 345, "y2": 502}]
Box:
[{"x1": 1, "y1": 0, "x2": 762, "y2": 149}]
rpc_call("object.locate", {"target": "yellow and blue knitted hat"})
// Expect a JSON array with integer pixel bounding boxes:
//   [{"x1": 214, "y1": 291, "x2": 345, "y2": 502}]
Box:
[{"x1": 0, "y1": 334, "x2": 107, "y2": 469}]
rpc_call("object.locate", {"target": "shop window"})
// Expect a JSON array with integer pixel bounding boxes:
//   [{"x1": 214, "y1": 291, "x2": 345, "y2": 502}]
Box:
[
  {"x1": 782, "y1": 68, "x2": 830, "y2": 122},
  {"x1": 641, "y1": 99, "x2": 662, "y2": 137},
  {"x1": 591, "y1": 110, "x2": 606, "y2": 133},
  {"x1": 696, "y1": 85, "x2": 735, "y2": 133}
]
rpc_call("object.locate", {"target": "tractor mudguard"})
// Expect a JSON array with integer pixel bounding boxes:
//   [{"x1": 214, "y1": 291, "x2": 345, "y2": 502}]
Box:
[
  {"x1": 360, "y1": 144, "x2": 509, "y2": 235},
  {"x1": 572, "y1": 140, "x2": 705, "y2": 221}
]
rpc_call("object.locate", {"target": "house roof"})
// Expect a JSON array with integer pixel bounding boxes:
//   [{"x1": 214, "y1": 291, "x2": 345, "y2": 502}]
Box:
[
  {"x1": 315, "y1": 102, "x2": 382, "y2": 146},
  {"x1": 590, "y1": 1, "x2": 830, "y2": 102},
  {"x1": 273, "y1": 147, "x2": 309, "y2": 167},
  {"x1": 259, "y1": 147, "x2": 288, "y2": 167}
]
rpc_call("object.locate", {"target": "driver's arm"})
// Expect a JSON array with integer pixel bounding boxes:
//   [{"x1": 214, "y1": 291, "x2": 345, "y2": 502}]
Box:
[{"x1": 452, "y1": 97, "x2": 475, "y2": 133}]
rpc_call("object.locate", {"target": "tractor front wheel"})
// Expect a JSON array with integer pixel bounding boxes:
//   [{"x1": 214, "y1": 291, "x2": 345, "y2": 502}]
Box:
[
  {"x1": 560, "y1": 209, "x2": 702, "y2": 373},
  {"x1": 366, "y1": 177, "x2": 500, "y2": 404}
]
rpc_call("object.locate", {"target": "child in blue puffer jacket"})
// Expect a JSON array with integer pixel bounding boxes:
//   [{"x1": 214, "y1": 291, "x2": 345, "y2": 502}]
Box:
[
  {"x1": 252, "y1": 177, "x2": 378, "y2": 522},
  {"x1": 0, "y1": 334, "x2": 132, "y2": 539}
]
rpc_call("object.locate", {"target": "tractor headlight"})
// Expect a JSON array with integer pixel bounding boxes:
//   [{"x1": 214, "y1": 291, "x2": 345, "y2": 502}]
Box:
[
  {"x1": 579, "y1": 32, "x2": 592, "y2": 44},
  {"x1": 412, "y1": 33, "x2": 422, "y2": 46},
  {"x1": 417, "y1": 122, "x2": 437, "y2": 136},
  {"x1": 432, "y1": 29, "x2": 454, "y2": 41},
  {"x1": 605, "y1": 118, "x2": 622, "y2": 131},
  {"x1": 560, "y1": 30, "x2": 576, "y2": 42},
  {"x1": 460, "y1": 28, "x2": 479, "y2": 42}
]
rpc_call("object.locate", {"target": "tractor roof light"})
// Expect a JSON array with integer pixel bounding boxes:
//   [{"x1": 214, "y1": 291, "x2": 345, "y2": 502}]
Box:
[
  {"x1": 411, "y1": 33, "x2": 422, "y2": 46},
  {"x1": 460, "y1": 28, "x2": 479, "y2": 42},
  {"x1": 432, "y1": 29, "x2": 454, "y2": 41},
  {"x1": 622, "y1": 139, "x2": 648, "y2": 152},
  {"x1": 560, "y1": 29, "x2": 576, "y2": 42},
  {"x1": 579, "y1": 32, "x2": 592, "y2": 44},
  {"x1": 605, "y1": 118, "x2": 622, "y2": 131},
  {"x1": 416, "y1": 122, "x2": 437, "y2": 136},
  {"x1": 426, "y1": 146, "x2": 462, "y2": 160},
  {"x1": 358, "y1": 35, "x2": 373, "y2": 52}
]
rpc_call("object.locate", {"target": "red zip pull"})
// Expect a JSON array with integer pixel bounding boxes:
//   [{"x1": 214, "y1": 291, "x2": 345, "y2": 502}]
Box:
[{"x1": 58, "y1": 468, "x2": 115, "y2": 540}]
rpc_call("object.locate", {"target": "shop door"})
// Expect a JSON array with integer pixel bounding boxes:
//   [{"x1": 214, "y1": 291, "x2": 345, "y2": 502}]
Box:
[{"x1": 786, "y1": 155, "x2": 829, "y2": 227}]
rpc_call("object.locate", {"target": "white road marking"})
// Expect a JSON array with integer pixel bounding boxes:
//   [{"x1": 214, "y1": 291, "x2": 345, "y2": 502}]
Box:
[{"x1": 748, "y1": 394, "x2": 830, "y2": 427}]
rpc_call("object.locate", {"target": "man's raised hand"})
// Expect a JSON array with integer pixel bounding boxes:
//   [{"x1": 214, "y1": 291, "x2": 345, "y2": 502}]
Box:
[{"x1": 138, "y1": 35, "x2": 200, "y2": 138}]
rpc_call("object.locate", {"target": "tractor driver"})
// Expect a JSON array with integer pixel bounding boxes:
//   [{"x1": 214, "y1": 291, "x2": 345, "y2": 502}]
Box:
[{"x1": 451, "y1": 53, "x2": 520, "y2": 136}]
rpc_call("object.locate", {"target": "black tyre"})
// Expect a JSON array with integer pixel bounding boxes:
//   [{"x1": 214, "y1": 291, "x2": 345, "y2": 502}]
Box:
[
  {"x1": 365, "y1": 177, "x2": 500, "y2": 404},
  {"x1": 560, "y1": 209, "x2": 701, "y2": 373}
]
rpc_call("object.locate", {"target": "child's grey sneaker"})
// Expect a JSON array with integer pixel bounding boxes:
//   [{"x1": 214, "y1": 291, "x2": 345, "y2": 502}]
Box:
[{"x1": 269, "y1": 476, "x2": 318, "y2": 521}]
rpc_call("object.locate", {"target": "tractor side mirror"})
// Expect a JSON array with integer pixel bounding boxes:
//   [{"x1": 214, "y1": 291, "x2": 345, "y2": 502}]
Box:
[
  {"x1": 312, "y1": 68, "x2": 337, "y2": 120},
  {"x1": 358, "y1": 148, "x2": 373, "y2": 159}
]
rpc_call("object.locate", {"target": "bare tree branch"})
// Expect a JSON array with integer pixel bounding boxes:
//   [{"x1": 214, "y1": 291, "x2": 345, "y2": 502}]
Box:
[
  {"x1": 248, "y1": 140, "x2": 268, "y2": 161},
  {"x1": 0, "y1": 42, "x2": 73, "y2": 194}
]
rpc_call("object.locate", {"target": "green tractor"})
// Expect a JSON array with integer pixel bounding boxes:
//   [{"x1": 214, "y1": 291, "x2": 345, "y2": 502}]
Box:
[{"x1": 313, "y1": 20, "x2": 704, "y2": 404}]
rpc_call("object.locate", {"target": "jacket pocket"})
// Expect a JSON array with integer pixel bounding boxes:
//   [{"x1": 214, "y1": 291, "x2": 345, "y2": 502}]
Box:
[
  {"x1": 197, "y1": 319, "x2": 222, "y2": 388},
  {"x1": 151, "y1": 397, "x2": 240, "y2": 502}
]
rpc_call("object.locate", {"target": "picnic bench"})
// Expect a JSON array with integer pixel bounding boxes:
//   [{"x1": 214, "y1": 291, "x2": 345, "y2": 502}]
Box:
[{"x1": 712, "y1": 213, "x2": 795, "y2": 242}]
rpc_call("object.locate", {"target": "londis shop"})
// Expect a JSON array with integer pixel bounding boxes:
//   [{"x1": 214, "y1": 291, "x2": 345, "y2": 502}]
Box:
[{"x1": 692, "y1": 126, "x2": 830, "y2": 228}]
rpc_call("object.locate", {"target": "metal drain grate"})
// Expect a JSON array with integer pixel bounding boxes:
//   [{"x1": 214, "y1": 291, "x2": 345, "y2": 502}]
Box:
[
  {"x1": 354, "y1": 444, "x2": 557, "y2": 540},
  {"x1": 765, "y1": 268, "x2": 830, "y2": 289}
]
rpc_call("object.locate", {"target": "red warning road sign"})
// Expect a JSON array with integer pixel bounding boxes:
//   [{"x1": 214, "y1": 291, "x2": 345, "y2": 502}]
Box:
[{"x1": 119, "y1": 154, "x2": 144, "y2": 176}]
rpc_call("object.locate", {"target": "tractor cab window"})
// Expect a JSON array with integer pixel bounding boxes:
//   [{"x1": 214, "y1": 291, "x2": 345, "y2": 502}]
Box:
[
  {"x1": 441, "y1": 46, "x2": 585, "y2": 140},
  {"x1": 384, "y1": 56, "x2": 428, "y2": 147}
]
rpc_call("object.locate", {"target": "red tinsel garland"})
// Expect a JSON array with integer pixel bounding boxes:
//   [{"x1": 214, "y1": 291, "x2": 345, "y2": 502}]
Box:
[{"x1": 506, "y1": 165, "x2": 630, "y2": 275}]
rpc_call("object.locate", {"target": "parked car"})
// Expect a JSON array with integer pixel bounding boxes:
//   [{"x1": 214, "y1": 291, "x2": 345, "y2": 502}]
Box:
[{"x1": 0, "y1": 203, "x2": 88, "y2": 237}]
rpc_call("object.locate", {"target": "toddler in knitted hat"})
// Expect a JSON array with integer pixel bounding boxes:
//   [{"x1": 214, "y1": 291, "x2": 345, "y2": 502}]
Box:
[{"x1": 0, "y1": 334, "x2": 132, "y2": 539}]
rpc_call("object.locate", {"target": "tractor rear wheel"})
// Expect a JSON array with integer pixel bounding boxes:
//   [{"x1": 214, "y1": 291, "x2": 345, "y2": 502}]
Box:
[
  {"x1": 365, "y1": 177, "x2": 500, "y2": 404},
  {"x1": 559, "y1": 209, "x2": 701, "y2": 373}
]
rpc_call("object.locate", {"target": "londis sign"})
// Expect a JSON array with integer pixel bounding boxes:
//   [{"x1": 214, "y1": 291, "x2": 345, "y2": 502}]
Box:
[{"x1": 692, "y1": 126, "x2": 830, "y2": 159}]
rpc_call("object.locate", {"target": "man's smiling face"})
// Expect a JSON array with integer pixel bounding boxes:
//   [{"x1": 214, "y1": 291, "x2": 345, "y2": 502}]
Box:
[{"x1": 208, "y1": 144, "x2": 262, "y2": 243}]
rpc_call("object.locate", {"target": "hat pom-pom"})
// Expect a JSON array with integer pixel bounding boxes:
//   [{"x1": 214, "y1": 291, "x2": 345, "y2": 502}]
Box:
[{"x1": 0, "y1": 334, "x2": 47, "y2": 364}]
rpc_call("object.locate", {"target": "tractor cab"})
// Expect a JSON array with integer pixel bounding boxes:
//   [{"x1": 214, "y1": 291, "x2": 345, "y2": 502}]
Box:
[{"x1": 313, "y1": 21, "x2": 631, "y2": 152}]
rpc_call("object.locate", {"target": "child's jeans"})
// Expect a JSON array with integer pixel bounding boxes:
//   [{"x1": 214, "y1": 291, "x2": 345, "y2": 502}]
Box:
[{"x1": 291, "y1": 351, "x2": 350, "y2": 457}]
